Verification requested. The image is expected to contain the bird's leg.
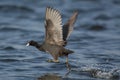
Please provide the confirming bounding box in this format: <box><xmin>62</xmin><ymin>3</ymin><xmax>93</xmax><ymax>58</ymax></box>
<box><xmin>66</xmin><ymin>55</ymin><xmax>71</xmax><ymax>71</ymax></box>
<box><xmin>47</xmin><ymin>53</ymin><xmax>59</xmax><ymax>63</ymax></box>
<box><xmin>66</xmin><ymin>56</ymin><xmax>68</xmax><ymax>64</ymax></box>
<box><xmin>47</xmin><ymin>54</ymin><xmax>59</xmax><ymax>63</ymax></box>
<box><xmin>47</xmin><ymin>59</ymin><xmax>53</xmax><ymax>62</ymax></box>
<box><xmin>64</xmin><ymin>56</ymin><xmax>71</xmax><ymax>77</ymax></box>
<box><xmin>53</xmin><ymin>59</ymin><xmax>59</xmax><ymax>63</ymax></box>
<box><xmin>47</xmin><ymin>59</ymin><xmax>59</xmax><ymax>63</ymax></box>
<box><xmin>53</xmin><ymin>55</ymin><xmax>59</xmax><ymax>63</ymax></box>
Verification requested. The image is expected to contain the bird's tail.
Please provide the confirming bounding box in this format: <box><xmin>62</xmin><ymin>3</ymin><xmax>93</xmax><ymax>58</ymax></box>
<box><xmin>63</xmin><ymin>49</ymin><xmax>74</xmax><ymax>56</ymax></box>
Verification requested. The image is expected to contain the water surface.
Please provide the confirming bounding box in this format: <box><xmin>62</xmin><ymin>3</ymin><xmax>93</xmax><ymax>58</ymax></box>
<box><xmin>0</xmin><ymin>0</ymin><xmax>120</xmax><ymax>80</ymax></box>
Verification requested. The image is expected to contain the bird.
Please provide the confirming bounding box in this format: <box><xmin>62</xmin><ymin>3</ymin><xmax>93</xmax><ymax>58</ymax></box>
<box><xmin>26</xmin><ymin>7</ymin><xmax>78</xmax><ymax>64</ymax></box>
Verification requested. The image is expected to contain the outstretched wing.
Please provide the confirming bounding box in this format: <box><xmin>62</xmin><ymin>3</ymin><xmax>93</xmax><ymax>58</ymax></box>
<box><xmin>45</xmin><ymin>7</ymin><xmax>64</xmax><ymax>46</ymax></box>
<box><xmin>63</xmin><ymin>11</ymin><xmax>78</xmax><ymax>41</ymax></box>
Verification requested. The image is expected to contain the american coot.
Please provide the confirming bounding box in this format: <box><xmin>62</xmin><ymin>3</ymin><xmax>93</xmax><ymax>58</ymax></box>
<box><xmin>26</xmin><ymin>7</ymin><xmax>78</xmax><ymax>63</ymax></box>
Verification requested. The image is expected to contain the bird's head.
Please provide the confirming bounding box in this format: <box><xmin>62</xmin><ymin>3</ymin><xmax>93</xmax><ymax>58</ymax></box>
<box><xmin>26</xmin><ymin>40</ymin><xmax>38</xmax><ymax>46</ymax></box>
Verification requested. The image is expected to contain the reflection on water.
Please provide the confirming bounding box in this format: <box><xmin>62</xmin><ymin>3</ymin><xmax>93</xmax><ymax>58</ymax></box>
<box><xmin>0</xmin><ymin>0</ymin><xmax>120</xmax><ymax>80</ymax></box>
<box><xmin>38</xmin><ymin>74</ymin><xmax>62</xmax><ymax>80</ymax></box>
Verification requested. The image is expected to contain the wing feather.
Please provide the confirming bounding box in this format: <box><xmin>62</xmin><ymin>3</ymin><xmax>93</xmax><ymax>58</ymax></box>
<box><xmin>45</xmin><ymin>7</ymin><xmax>64</xmax><ymax>46</ymax></box>
<box><xmin>63</xmin><ymin>11</ymin><xmax>78</xmax><ymax>41</ymax></box>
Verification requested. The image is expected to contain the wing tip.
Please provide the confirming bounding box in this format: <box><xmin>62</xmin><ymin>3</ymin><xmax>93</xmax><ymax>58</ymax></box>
<box><xmin>46</xmin><ymin>6</ymin><xmax>62</xmax><ymax>26</ymax></box>
<box><xmin>46</xmin><ymin>6</ymin><xmax>60</xmax><ymax>14</ymax></box>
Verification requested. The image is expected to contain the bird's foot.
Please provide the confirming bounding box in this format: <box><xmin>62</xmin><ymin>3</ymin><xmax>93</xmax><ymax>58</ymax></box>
<box><xmin>47</xmin><ymin>59</ymin><xmax>59</xmax><ymax>63</ymax></box>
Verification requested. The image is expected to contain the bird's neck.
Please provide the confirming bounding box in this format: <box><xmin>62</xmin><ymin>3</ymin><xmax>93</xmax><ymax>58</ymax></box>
<box><xmin>35</xmin><ymin>44</ymin><xmax>44</xmax><ymax>52</ymax></box>
<box><xmin>34</xmin><ymin>43</ymin><xmax>41</xmax><ymax>48</ymax></box>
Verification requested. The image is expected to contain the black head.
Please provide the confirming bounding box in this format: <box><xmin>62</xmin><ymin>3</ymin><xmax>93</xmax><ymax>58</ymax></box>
<box><xmin>26</xmin><ymin>40</ymin><xmax>38</xmax><ymax>46</ymax></box>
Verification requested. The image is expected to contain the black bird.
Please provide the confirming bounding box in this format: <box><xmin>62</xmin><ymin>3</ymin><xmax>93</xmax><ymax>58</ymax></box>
<box><xmin>26</xmin><ymin>7</ymin><xmax>78</xmax><ymax>63</ymax></box>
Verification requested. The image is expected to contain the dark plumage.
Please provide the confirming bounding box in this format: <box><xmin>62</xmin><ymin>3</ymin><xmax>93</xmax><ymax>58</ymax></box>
<box><xmin>26</xmin><ymin>7</ymin><xmax>78</xmax><ymax>63</ymax></box>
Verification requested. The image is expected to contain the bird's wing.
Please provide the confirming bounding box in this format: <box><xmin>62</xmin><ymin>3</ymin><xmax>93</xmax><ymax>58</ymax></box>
<box><xmin>45</xmin><ymin>7</ymin><xmax>64</xmax><ymax>46</ymax></box>
<box><xmin>63</xmin><ymin>11</ymin><xmax>78</xmax><ymax>41</ymax></box>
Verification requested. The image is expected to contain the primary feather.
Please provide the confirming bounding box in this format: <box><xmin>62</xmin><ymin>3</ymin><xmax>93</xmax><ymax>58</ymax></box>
<box><xmin>45</xmin><ymin>7</ymin><xmax>64</xmax><ymax>46</ymax></box>
<box><xmin>63</xmin><ymin>11</ymin><xmax>78</xmax><ymax>41</ymax></box>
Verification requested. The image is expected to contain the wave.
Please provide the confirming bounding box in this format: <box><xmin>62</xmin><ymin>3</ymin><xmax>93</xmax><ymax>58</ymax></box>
<box><xmin>2</xmin><ymin>46</ymin><xmax>15</xmax><ymax>50</ymax></box>
<box><xmin>0</xmin><ymin>58</ymin><xmax>19</xmax><ymax>62</ymax></box>
<box><xmin>0</xmin><ymin>26</ymin><xmax>29</xmax><ymax>32</ymax></box>
<box><xmin>0</xmin><ymin>4</ymin><xmax>34</xmax><ymax>13</ymax></box>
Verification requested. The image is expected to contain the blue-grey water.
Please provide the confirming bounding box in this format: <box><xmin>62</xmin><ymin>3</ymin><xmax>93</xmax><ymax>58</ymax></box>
<box><xmin>0</xmin><ymin>0</ymin><xmax>120</xmax><ymax>80</ymax></box>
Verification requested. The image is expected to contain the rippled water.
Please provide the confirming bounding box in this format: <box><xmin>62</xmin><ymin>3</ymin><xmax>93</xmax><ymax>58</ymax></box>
<box><xmin>0</xmin><ymin>0</ymin><xmax>120</xmax><ymax>80</ymax></box>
